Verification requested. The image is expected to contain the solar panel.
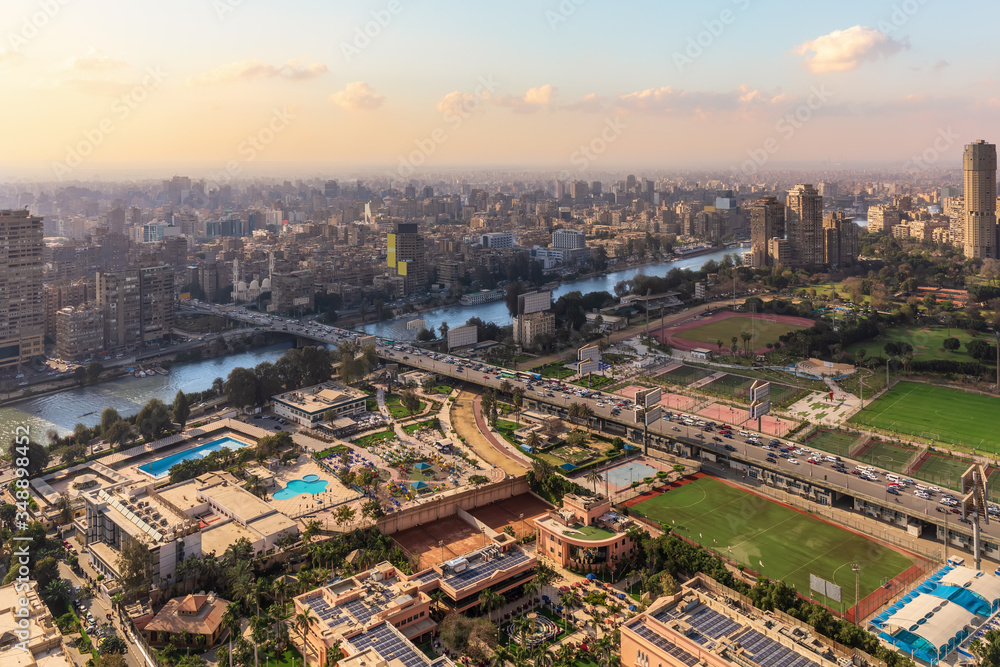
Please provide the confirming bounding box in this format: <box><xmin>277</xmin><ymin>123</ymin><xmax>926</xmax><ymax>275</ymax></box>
<box><xmin>348</xmin><ymin>622</ymin><xmax>428</xmax><ymax>667</ymax></box>
<box><xmin>631</xmin><ymin>619</ymin><xmax>699</xmax><ymax>667</ymax></box>
<box><xmin>733</xmin><ymin>629</ymin><xmax>820</xmax><ymax>667</ymax></box>
<box><xmin>686</xmin><ymin>607</ymin><xmax>742</xmax><ymax>639</ymax></box>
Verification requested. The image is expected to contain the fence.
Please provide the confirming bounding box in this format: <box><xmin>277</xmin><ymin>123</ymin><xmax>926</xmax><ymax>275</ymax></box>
<box><xmin>845</xmin><ymin>558</ymin><xmax>939</xmax><ymax>624</ymax></box>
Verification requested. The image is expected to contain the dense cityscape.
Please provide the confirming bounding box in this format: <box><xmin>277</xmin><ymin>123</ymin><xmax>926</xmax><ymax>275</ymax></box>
<box><xmin>5</xmin><ymin>4</ymin><xmax>1000</xmax><ymax>667</ymax></box>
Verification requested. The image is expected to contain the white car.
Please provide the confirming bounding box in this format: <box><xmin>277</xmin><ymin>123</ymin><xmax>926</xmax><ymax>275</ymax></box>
<box><xmin>788</xmin><ymin>459</ymin><xmax>799</xmax><ymax>465</ymax></box>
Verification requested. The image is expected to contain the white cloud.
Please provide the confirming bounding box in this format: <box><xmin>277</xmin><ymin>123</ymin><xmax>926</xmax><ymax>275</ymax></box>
<box><xmin>330</xmin><ymin>82</ymin><xmax>385</xmax><ymax>112</ymax></box>
<box><xmin>793</xmin><ymin>26</ymin><xmax>908</xmax><ymax>73</ymax></box>
<box><xmin>189</xmin><ymin>57</ymin><xmax>327</xmax><ymax>86</ymax></box>
<box><xmin>573</xmin><ymin>84</ymin><xmax>790</xmax><ymax>116</ymax></box>
<box><xmin>495</xmin><ymin>84</ymin><xmax>556</xmax><ymax>113</ymax></box>
<box><xmin>0</xmin><ymin>49</ymin><xmax>25</xmax><ymax>69</ymax></box>
<box><xmin>436</xmin><ymin>91</ymin><xmax>488</xmax><ymax>117</ymax></box>
<box><xmin>59</xmin><ymin>48</ymin><xmax>128</xmax><ymax>72</ymax></box>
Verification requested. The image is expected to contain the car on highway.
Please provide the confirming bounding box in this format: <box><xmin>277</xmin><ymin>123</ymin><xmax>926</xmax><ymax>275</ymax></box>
<box><xmin>788</xmin><ymin>459</ymin><xmax>799</xmax><ymax>465</ymax></box>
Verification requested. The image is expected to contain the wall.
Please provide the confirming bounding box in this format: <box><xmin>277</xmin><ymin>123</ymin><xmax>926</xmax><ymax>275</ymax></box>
<box><xmin>376</xmin><ymin>475</ymin><xmax>531</xmax><ymax>535</ymax></box>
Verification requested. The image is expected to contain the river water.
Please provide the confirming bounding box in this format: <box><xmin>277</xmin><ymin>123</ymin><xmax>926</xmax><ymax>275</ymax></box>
<box><xmin>0</xmin><ymin>342</ymin><xmax>294</xmax><ymax>443</ymax></box>
<box><xmin>361</xmin><ymin>247</ymin><xmax>738</xmax><ymax>339</ymax></box>
<box><xmin>0</xmin><ymin>246</ymin><xmax>739</xmax><ymax>443</ymax></box>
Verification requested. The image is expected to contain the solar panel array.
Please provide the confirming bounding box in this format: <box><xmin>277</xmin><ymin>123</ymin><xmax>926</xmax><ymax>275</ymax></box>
<box><xmin>349</xmin><ymin>622</ymin><xmax>427</xmax><ymax>667</ymax></box>
<box><xmin>630</xmin><ymin>619</ymin><xmax>700</xmax><ymax>667</ymax></box>
<box><xmin>443</xmin><ymin>548</ymin><xmax>530</xmax><ymax>588</ymax></box>
<box><xmin>345</xmin><ymin>598</ymin><xmax>377</xmax><ymax>625</ymax></box>
<box><xmin>733</xmin><ymin>629</ymin><xmax>820</xmax><ymax>667</ymax></box>
<box><xmin>685</xmin><ymin>607</ymin><xmax>743</xmax><ymax>639</ymax></box>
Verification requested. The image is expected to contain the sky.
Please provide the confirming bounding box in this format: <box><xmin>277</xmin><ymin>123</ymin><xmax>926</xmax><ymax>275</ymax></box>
<box><xmin>1</xmin><ymin>0</ymin><xmax>998</xmax><ymax>179</ymax></box>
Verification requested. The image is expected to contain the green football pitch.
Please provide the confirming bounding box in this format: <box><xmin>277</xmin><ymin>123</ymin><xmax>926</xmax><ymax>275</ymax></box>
<box><xmin>675</xmin><ymin>315</ymin><xmax>807</xmax><ymax>349</ymax></box>
<box><xmin>849</xmin><ymin>381</ymin><xmax>1000</xmax><ymax>452</ymax></box>
<box><xmin>630</xmin><ymin>477</ymin><xmax>916</xmax><ymax>607</ymax></box>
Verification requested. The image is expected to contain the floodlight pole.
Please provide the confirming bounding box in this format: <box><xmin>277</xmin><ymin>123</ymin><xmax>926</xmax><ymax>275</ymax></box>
<box><xmin>850</xmin><ymin>563</ymin><xmax>861</xmax><ymax>621</ymax></box>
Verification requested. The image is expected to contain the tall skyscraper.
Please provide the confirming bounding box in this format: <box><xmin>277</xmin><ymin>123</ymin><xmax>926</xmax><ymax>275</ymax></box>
<box><xmin>785</xmin><ymin>184</ymin><xmax>823</xmax><ymax>267</ymax></box>
<box><xmin>387</xmin><ymin>222</ymin><xmax>426</xmax><ymax>295</ymax></box>
<box><xmin>748</xmin><ymin>196</ymin><xmax>785</xmax><ymax>268</ymax></box>
<box><xmin>963</xmin><ymin>140</ymin><xmax>997</xmax><ymax>259</ymax></box>
<box><xmin>0</xmin><ymin>210</ymin><xmax>44</xmax><ymax>367</ymax></box>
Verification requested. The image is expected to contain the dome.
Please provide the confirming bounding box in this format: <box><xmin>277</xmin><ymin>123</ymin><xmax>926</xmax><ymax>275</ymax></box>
<box><xmin>237</xmin><ymin>280</ymin><xmax>248</xmax><ymax>291</ymax></box>
<box><xmin>249</xmin><ymin>279</ymin><xmax>260</xmax><ymax>290</ymax></box>
<box><xmin>261</xmin><ymin>278</ymin><xmax>271</xmax><ymax>289</ymax></box>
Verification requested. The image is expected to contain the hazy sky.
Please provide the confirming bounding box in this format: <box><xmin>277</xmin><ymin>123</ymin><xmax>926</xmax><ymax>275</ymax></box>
<box><xmin>2</xmin><ymin>0</ymin><xmax>998</xmax><ymax>178</ymax></box>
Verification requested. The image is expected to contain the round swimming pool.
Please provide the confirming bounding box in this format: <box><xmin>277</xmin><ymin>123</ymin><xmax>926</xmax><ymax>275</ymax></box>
<box><xmin>303</xmin><ymin>474</ymin><xmax>320</xmax><ymax>482</ymax></box>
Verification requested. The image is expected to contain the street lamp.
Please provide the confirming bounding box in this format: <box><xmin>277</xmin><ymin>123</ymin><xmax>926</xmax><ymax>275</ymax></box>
<box><xmin>850</xmin><ymin>563</ymin><xmax>862</xmax><ymax>620</ymax></box>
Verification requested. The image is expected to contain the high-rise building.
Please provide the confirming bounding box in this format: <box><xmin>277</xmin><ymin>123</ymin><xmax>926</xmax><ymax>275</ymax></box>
<box><xmin>748</xmin><ymin>196</ymin><xmax>785</xmax><ymax>268</ymax></box>
<box><xmin>963</xmin><ymin>140</ymin><xmax>997</xmax><ymax>259</ymax></box>
<box><xmin>867</xmin><ymin>204</ymin><xmax>901</xmax><ymax>234</ymax></box>
<box><xmin>785</xmin><ymin>184</ymin><xmax>823</xmax><ymax>266</ymax></box>
<box><xmin>0</xmin><ymin>210</ymin><xmax>44</xmax><ymax>367</ymax></box>
<box><xmin>139</xmin><ymin>264</ymin><xmax>175</xmax><ymax>344</ymax></box>
<box><xmin>386</xmin><ymin>222</ymin><xmax>426</xmax><ymax>294</ymax></box>
<box><xmin>552</xmin><ymin>229</ymin><xmax>586</xmax><ymax>250</ymax></box>
<box><xmin>55</xmin><ymin>305</ymin><xmax>105</xmax><ymax>361</ymax></box>
<box><xmin>97</xmin><ymin>270</ymin><xmax>141</xmax><ymax>352</ymax></box>
<box><xmin>822</xmin><ymin>212</ymin><xmax>859</xmax><ymax>267</ymax></box>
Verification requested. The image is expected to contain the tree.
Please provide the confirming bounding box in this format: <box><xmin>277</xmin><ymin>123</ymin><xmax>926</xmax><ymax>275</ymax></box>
<box><xmin>105</xmin><ymin>421</ymin><xmax>133</xmax><ymax>450</ymax></box>
<box><xmin>136</xmin><ymin>398</ymin><xmax>172</xmax><ymax>441</ymax></box>
<box><xmin>400</xmin><ymin>388</ymin><xmax>421</xmax><ymax>416</ymax></box>
<box><xmin>477</xmin><ymin>589</ymin><xmax>505</xmax><ymax>623</ymax></box>
<box><xmin>335</xmin><ymin>505</ymin><xmax>356</xmax><ymax>528</ymax></box>
<box><xmin>73</xmin><ymin>366</ymin><xmax>88</xmax><ymax>386</ymax></box>
<box><xmin>361</xmin><ymin>499</ymin><xmax>385</xmax><ymax>521</ymax></box>
<box><xmin>55</xmin><ymin>493</ymin><xmax>74</xmax><ymax>525</ymax></box>
<box><xmin>100</xmin><ymin>408</ymin><xmax>121</xmax><ymax>434</ymax></box>
<box><xmin>244</xmin><ymin>474</ymin><xmax>267</xmax><ymax>498</ymax></box>
<box><xmin>99</xmin><ymin>635</ymin><xmax>128</xmax><ymax>655</ymax></box>
<box><xmin>943</xmin><ymin>337</ymin><xmax>961</xmax><ymax>351</ymax></box>
<box><xmin>117</xmin><ymin>537</ymin><xmax>154</xmax><ymax>597</ymax></box>
<box><xmin>731</xmin><ymin>335</ymin><xmax>739</xmax><ymax>358</ymax></box>
<box><xmin>86</xmin><ymin>361</ymin><xmax>104</xmax><ymax>384</ymax></box>
<box><xmin>586</xmin><ymin>469</ymin><xmax>602</xmax><ymax>493</ymax></box>
<box><xmin>172</xmin><ymin>391</ymin><xmax>191</xmax><ymax>430</ymax></box>
<box><xmin>416</xmin><ymin>327</ymin><xmax>435</xmax><ymax>342</ymax></box>
<box><xmin>224</xmin><ymin>367</ymin><xmax>259</xmax><ymax>410</ymax></box>
<box><xmin>7</xmin><ymin>438</ymin><xmax>49</xmax><ymax>477</ymax></box>
<box><xmin>42</xmin><ymin>579</ymin><xmax>72</xmax><ymax>607</ymax></box>
<box><xmin>525</xmin><ymin>431</ymin><xmax>541</xmax><ymax>451</ymax></box>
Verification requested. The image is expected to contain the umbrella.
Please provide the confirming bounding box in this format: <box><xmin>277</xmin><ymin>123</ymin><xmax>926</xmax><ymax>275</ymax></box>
<box><xmin>629</xmin><ymin>605</ymin><xmax>638</xmax><ymax>612</ymax></box>
<box><xmin>415</xmin><ymin>462</ymin><xmax>432</xmax><ymax>470</ymax></box>
<box><xmin>586</xmin><ymin>573</ymin><xmax>596</xmax><ymax>581</ymax></box>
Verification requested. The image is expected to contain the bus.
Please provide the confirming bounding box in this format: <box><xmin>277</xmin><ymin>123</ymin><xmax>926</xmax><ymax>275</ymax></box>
<box><xmin>500</xmin><ymin>371</ymin><xmax>516</xmax><ymax>379</ymax></box>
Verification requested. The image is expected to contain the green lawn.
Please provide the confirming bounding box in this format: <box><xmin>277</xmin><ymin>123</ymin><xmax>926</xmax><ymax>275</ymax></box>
<box><xmin>531</xmin><ymin>363</ymin><xmax>576</xmax><ymax>379</ymax></box>
<box><xmin>675</xmin><ymin>315</ymin><xmax>808</xmax><ymax>350</ymax></box>
<box><xmin>845</xmin><ymin>325</ymin><xmax>980</xmax><ymax>364</ymax></box>
<box><xmin>386</xmin><ymin>393</ymin><xmax>426</xmax><ymax>419</ymax></box>
<box><xmin>850</xmin><ymin>381</ymin><xmax>1000</xmax><ymax>451</ymax></box>
<box><xmin>630</xmin><ymin>477</ymin><xmax>915</xmax><ymax>606</ymax></box>
<box><xmin>353</xmin><ymin>430</ymin><xmax>396</xmax><ymax>448</ymax></box>
<box><xmin>562</xmin><ymin>524</ymin><xmax>617</xmax><ymax>541</ymax></box>
<box><xmin>804</xmin><ymin>429</ymin><xmax>858</xmax><ymax>457</ymax></box>
<box><xmin>403</xmin><ymin>418</ymin><xmax>442</xmax><ymax>435</ymax></box>
<box><xmin>573</xmin><ymin>374</ymin><xmax>616</xmax><ymax>389</ymax></box>
<box><xmin>856</xmin><ymin>440</ymin><xmax>917</xmax><ymax>475</ymax></box>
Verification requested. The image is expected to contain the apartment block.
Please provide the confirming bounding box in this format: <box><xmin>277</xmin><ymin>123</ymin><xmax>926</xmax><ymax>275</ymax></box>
<box><xmin>0</xmin><ymin>210</ymin><xmax>44</xmax><ymax>367</ymax></box>
<box><xmin>55</xmin><ymin>305</ymin><xmax>105</xmax><ymax>361</ymax></box>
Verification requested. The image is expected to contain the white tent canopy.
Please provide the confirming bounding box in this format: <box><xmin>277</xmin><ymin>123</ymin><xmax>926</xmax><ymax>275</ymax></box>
<box><xmin>882</xmin><ymin>595</ymin><xmax>978</xmax><ymax>652</ymax></box>
<box><xmin>939</xmin><ymin>567</ymin><xmax>1000</xmax><ymax>606</ymax></box>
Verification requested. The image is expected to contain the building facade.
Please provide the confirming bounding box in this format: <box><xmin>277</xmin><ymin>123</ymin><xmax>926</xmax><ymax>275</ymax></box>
<box><xmin>748</xmin><ymin>196</ymin><xmax>785</xmax><ymax>268</ymax></box>
<box><xmin>533</xmin><ymin>494</ymin><xmax>636</xmax><ymax>569</ymax></box>
<box><xmin>0</xmin><ymin>210</ymin><xmax>44</xmax><ymax>367</ymax></box>
<box><xmin>963</xmin><ymin>140</ymin><xmax>998</xmax><ymax>259</ymax></box>
<box><xmin>55</xmin><ymin>305</ymin><xmax>105</xmax><ymax>361</ymax></box>
<box><xmin>867</xmin><ymin>204</ymin><xmax>901</xmax><ymax>234</ymax></box>
<box><xmin>785</xmin><ymin>184</ymin><xmax>823</xmax><ymax>267</ymax></box>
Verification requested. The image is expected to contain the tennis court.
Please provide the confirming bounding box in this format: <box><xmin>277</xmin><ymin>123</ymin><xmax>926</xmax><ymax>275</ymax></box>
<box><xmin>704</xmin><ymin>374</ymin><xmax>754</xmax><ymax>398</ymax></box>
<box><xmin>804</xmin><ymin>429</ymin><xmax>858</xmax><ymax>458</ymax></box>
<box><xmin>850</xmin><ymin>381</ymin><xmax>1000</xmax><ymax>452</ymax></box>
<box><xmin>629</xmin><ymin>476</ymin><xmax>917</xmax><ymax>607</ymax></box>
<box><xmin>855</xmin><ymin>440</ymin><xmax>916</xmax><ymax>475</ymax></box>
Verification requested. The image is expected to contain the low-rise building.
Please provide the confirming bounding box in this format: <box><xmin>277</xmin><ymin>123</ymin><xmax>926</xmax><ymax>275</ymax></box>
<box><xmin>143</xmin><ymin>593</ymin><xmax>229</xmax><ymax>649</ymax></box>
<box><xmin>0</xmin><ymin>582</ymin><xmax>72</xmax><ymax>667</ymax></box>
<box><xmin>533</xmin><ymin>494</ymin><xmax>636</xmax><ymax>570</ymax></box>
<box><xmin>272</xmin><ymin>382</ymin><xmax>367</xmax><ymax>426</ymax></box>
<box><xmin>513</xmin><ymin>311</ymin><xmax>555</xmax><ymax>348</ymax></box>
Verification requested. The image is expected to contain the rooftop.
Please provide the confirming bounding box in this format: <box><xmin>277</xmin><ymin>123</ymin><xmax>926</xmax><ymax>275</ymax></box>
<box><xmin>272</xmin><ymin>382</ymin><xmax>367</xmax><ymax>414</ymax></box>
<box><xmin>145</xmin><ymin>594</ymin><xmax>229</xmax><ymax>636</ymax></box>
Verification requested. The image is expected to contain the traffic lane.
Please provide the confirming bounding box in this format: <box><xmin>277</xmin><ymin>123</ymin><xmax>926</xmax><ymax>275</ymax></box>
<box><xmin>58</xmin><ymin>561</ymin><xmax>142</xmax><ymax>667</ymax></box>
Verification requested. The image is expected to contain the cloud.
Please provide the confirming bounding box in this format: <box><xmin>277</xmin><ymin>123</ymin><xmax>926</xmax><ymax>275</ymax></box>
<box><xmin>59</xmin><ymin>48</ymin><xmax>128</xmax><ymax>72</ymax></box>
<box><xmin>495</xmin><ymin>84</ymin><xmax>556</xmax><ymax>113</ymax></box>
<box><xmin>0</xmin><ymin>49</ymin><xmax>25</xmax><ymax>69</ymax></box>
<box><xmin>793</xmin><ymin>26</ymin><xmax>908</xmax><ymax>73</ymax></box>
<box><xmin>189</xmin><ymin>57</ymin><xmax>327</xmax><ymax>86</ymax></box>
<box><xmin>567</xmin><ymin>84</ymin><xmax>791</xmax><ymax>116</ymax></box>
<box><xmin>436</xmin><ymin>91</ymin><xmax>489</xmax><ymax>117</ymax></box>
<box><xmin>330</xmin><ymin>82</ymin><xmax>385</xmax><ymax>111</ymax></box>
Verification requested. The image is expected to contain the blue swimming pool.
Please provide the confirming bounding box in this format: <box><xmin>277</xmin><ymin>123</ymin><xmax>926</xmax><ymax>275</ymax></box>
<box><xmin>273</xmin><ymin>477</ymin><xmax>329</xmax><ymax>500</ymax></box>
<box><xmin>138</xmin><ymin>437</ymin><xmax>250</xmax><ymax>478</ymax></box>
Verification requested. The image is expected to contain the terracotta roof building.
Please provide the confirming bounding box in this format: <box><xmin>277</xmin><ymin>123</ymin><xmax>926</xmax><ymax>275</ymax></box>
<box><xmin>144</xmin><ymin>593</ymin><xmax>229</xmax><ymax>648</ymax></box>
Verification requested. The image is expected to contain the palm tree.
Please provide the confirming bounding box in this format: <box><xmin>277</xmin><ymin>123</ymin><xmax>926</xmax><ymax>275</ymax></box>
<box><xmin>586</xmin><ymin>469</ymin><xmax>602</xmax><ymax>494</ymax></box>
<box><xmin>55</xmin><ymin>493</ymin><xmax>74</xmax><ymax>526</ymax></box>
<box><xmin>525</xmin><ymin>431</ymin><xmax>541</xmax><ymax>451</ymax></box>
<box><xmin>294</xmin><ymin>610</ymin><xmax>317</xmax><ymax>642</ymax></box>
<box><xmin>244</xmin><ymin>474</ymin><xmax>267</xmax><ymax>498</ymax></box>
<box><xmin>499</xmin><ymin>379</ymin><xmax>513</xmax><ymax>398</ymax></box>
<box><xmin>579</xmin><ymin>404</ymin><xmax>595</xmax><ymax>430</ymax></box>
<box><xmin>478</xmin><ymin>589</ymin><xmax>504</xmax><ymax>625</ymax></box>
<box><xmin>512</xmin><ymin>388</ymin><xmax>524</xmax><ymax>426</ymax></box>
<box><xmin>302</xmin><ymin>519</ymin><xmax>322</xmax><ymax>542</ymax></box>
<box><xmin>523</xmin><ymin>577</ymin><xmax>542</xmax><ymax>610</ymax></box>
<box><xmin>42</xmin><ymin>579</ymin><xmax>71</xmax><ymax>607</ymax></box>
<box><xmin>741</xmin><ymin>330</ymin><xmax>752</xmax><ymax>356</ymax></box>
<box><xmin>731</xmin><ymin>335</ymin><xmax>739</xmax><ymax>358</ymax></box>
<box><xmin>222</xmin><ymin>602</ymin><xmax>242</xmax><ymax>667</ymax></box>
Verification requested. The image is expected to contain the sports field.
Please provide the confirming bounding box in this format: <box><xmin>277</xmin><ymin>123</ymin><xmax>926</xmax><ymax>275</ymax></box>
<box><xmin>675</xmin><ymin>315</ymin><xmax>807</xmax><ymax>351</ymax></box>
<box><xmin>855</xmin><ymin>440</ymin><xmax>916</xmax><ymax>475</ymax></box>
<box><xmin>914</xmin><ymin>455</ymin><xmax>969</xmax><ymax>491</ymax></box>
<box><xmin>661</xmin><ymin>365</ymin><xmax>712</xmax><ymax>386</ymax></box>
<box><xmin>850</xmin><ymin>381</ymin><xmax>1000</xmax><ymax>451</ymax></box>
<box><xmin>804</xmin><ymin>429</ymin><xmax>858</xmax><ymax>457</ymax></box>
<box><xmin>630</xmin><ymin>477</ymin><xmax>916</xmax><ymax>606</ymax></box>
<box><xmin>845</xmin><ymin>325</ymin><xmax>977</xmax><ymax>364</ymax></box>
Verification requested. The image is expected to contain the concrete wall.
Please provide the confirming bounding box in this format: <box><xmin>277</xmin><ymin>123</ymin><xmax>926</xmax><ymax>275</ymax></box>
<box><xmin>376</xmin><ymin>475</ymin><xmax>531</xmax><ymax>535</ymax></box>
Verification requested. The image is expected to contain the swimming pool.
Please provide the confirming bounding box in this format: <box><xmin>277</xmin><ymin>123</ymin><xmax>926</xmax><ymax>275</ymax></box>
<box><xmin>138</xmin><ymin>436</ymin><xmax>250</xmax><ymax>478</ymax></box>
<box><xmin>603</xmin><ymin>462</ymin><xmax>657</xmax><ymax>488</ymax></box>
<box><xmin>273</xmin><ymin>476</ymin><xmax>329</xmax><ymax>500</ymax></box>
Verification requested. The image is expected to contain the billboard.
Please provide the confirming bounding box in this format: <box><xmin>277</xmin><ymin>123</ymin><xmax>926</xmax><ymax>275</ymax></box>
<box><xmin>406</xmin><ymin>319</ymin><xmax>425</xmax><ymax>331</ymax></box>
<box><xmin>387</xmin><ymin>250</ymin><xmax>396</xmax><ymax>268</ymax></box>
<box><xmin>577</xmin><ymin>359</ymin><xmax>599</xmax><ymax>374</ymax></box>
<box><xmin>397</xmin><ymin>260</ymin><xmax>408</xmax><ymax>276</ymax></box>
<box><xmin>635</xmin><ymin>387</ymin><xmax>663</xmax><ymax>410</ymax></box>
<box><xmin>578</xmin><ymin>344</ymin><xmax>601</xmax><ymax>363</ymax></box>
<box><xmin>750</xmin><ymin>381</ymin><xmax>770</xmax><ymax>403</ymax></box>
<box><xmin>750</xmin><ymin>400</ymin><xmax>771</xmax><ymax>420</ymax></box>
<box><xmin>448</xmin><ymin>325</ymin><xmax>478</xmax><ymax>350</ymax></box>
<box><xmin>293</xmin><ymin>297</ymin><xmax>310</xmax><ymax>307</ymax></box>
<box><xmin>387</xmin><ymin>233</ymin><xmax>396</xmax><ymax>268</ymax></box>
<box><xmin>519</xmin><ymin>290</ymin><xmax>552</xmax><ymax>315</ymax></box>
<box><xmin>178</xmin><ymin>292</ymin><xmax>192</xmax><ymax>301</ymax></box>
<box><xmin>645</xmin><ymin>406</ymin><xmax>663</xmax><ymax>426</ymax></box>
<box><xmin>810</xmin><ymin>574</ymin><xmax>842</xmax><ymax>602</ymax></box>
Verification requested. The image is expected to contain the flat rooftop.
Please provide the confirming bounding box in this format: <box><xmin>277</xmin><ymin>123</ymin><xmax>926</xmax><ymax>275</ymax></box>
<box><xmin>272</xmin><ymin>382</ymin><xmax>366</xmax><ymax>415</ymax></box>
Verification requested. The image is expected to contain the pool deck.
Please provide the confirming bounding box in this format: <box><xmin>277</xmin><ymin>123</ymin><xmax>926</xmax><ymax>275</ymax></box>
<box><xmin>136</xmin><ymin>435</ymin><xmax>255</xmax><ymax>479</ymax></box>
<box><xmin>266</xmin><ymin>458</ymin><xmax>359</xmax><ymax>518</ymax></box>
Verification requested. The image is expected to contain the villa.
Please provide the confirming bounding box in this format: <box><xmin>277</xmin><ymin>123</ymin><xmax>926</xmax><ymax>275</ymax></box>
<box><xmin>533</xmin><ymin>493</ymin><xmax>636</xmax><ymax>570</ymax></box>
<box><xmin>142</xmin><ymin>593</ymin><xmax>229</xmax><ymax>649</ymax></box>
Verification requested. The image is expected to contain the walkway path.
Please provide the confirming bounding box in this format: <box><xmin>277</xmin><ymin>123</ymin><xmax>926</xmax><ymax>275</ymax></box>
<box><xmin>450</xmin><ymin>389</ymin><xmax>528</xmax><ymax>476</ymax></box>
<box><xmin>472</xmin><ymin>394</ymin><xmax>534</xmax><ymax>469</ymax></box>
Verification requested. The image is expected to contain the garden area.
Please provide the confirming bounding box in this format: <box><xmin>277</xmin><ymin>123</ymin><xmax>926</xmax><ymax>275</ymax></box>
<box><xmin>531</xmin><ymin>362</ymin><xmax>576</xmax><ymax>380</ymax></box>
<box><xmin>573</xmin><ymin>374</ymin><xmax>616</xmax><ymax>390</ymax></box>
<box><xmin>386</xmin><ymin>393</ymin><xmax>426</xmax><ymax>419</ymax></box>
<box><xmin>403</xmin><ymin>417</ymin><xmax>443</xmax><ymax>436</ymax></box>
<box><xmin>352</xmin><ymin>429</ymin><xmax>397</xmax><ymax>448</ymax></box>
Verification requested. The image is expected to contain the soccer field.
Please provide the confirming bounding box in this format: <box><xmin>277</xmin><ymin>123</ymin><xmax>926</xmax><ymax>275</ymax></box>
<box><xmin>630</xmin><ymin>477</ymin><xmax>915</xmax><ymax>606</ymax></box>
<box><xmin>849</xmin><ymin>381</ymin><xmax>1000</xmax><ymax>452</ymax></box>
<box><xmin>675</xmin><ymin>315</ymin><xmax>806</xmax><ymax>349</ymax></box>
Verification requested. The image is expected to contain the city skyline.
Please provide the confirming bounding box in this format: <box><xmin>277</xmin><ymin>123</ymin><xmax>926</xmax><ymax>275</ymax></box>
<box><xmin>2</xmin><ymin>0</ymin><xmax>997</xmax><ymax>178</ymax></box>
